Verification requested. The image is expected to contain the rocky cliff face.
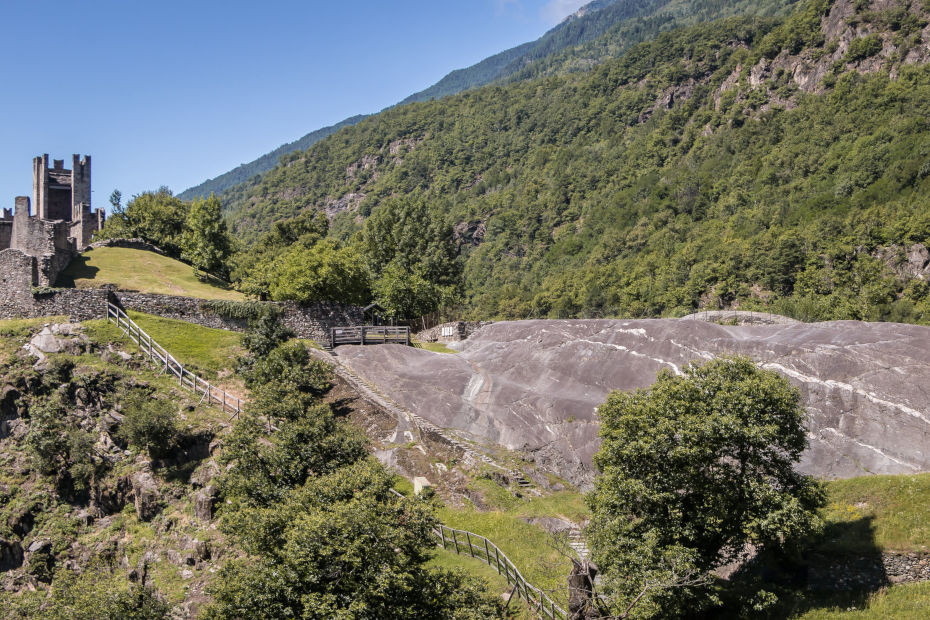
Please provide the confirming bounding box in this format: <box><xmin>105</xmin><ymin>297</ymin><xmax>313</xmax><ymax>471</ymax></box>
<box><xmin>337</xmin><ymin>318</ymin><xmax>930</xmax><ymax>486</ymax></box>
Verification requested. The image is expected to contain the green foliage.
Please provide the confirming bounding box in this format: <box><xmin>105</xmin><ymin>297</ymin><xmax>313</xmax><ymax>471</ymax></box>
<box><xmin>212</xmin><ymin>335</ymin><xmax>499</xmax><ymax>617</ymax></box>
<box><xmin>235</xmin><ymin>210</ymin><xmax>371</xmax><ymax>305</ymax></box>
<box><xmin>25</xmin><ymin>398</ymin><xmax>98</xmax><ymax>497</ymax></box>
<box><xmin>116</xmin><ymin>390</ymin><xmax>179</xmax><ymax>459</ymax></box>
<box><xmin>209</xmin><ymin>461</ymin><xmax>503</xmax><ymax>619</ymax></box>
<box><xmin>588</xmin><ymin>357</ymin><xmax>825</xmax><ymax>618</ymax></box>
<box><xmin>362</xmin><ymin>198</ymin><xmax>463</xmax><ymax>318</ymax></box>
<box><xmin>240</xmin><ymin>312</ymin><xmax>294</xmax><ymax>358</ymax></box>
<box><xmin>202</xmin><ymin>299</ymin><xmax>279</xmax><ymax>320</ymax></box>
<box><xmin>261</xmin><ymin>238</ymin><xmax>371</xmax><ymax>305</ymax></box>
<box><xmin>246</xmin><ymin>340</ymin><xmax>332</xmax><ymax>404</ymax></box>
<box><xmin>95</xmin><ymin>187</ymin><xmax>187</xmax><ymax>256</ymax></box>
<box><xmin>181</xmin><ymin>193</ymin><xmax>233</xmax><ymax>277</ymax></box>
<box><xmin>8</xmin><ymin>566</ymin><xmax>170</xmax><ymax>619</ymax></box>
<box><xmin>219</xmin><ymin>404</ymin><xmax>368</xmax><ymax>507</ymax></box>
<box><xmin>845</xmin><ymin>34</ymin><xmax>884</xmax><ymax>62</ymax></box>
<box><xmin>218</xmin><ymin>4</ymin><xmax>930</xmax><ymax>325</ymax></box>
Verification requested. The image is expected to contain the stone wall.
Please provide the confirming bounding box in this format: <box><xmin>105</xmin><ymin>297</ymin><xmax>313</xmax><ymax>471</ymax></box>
<box><xmin>89</xmin><ymin>238</ymin><xmax>166</xmax><ymax>255</ymax></box>
<box><xmin>10</xmin><ymin>197</ymin><xmax>76</xmax><ymax>286</ymax></box>
<box><xmin>416</xmin><ymin>320</ymin><xmax>493</xmax><ymax>343</ymax></box>
<box><xmin>0</xmin><ymin>221</ymin><xmax>11</xmax><ymax>251</ymax></box>
<box><xmin>808</xmin><ymin>551</ymin><xmax>930</xmax><ymax>590</ymax></box>
<box><xmin>116</xmin><ymin>293</ymin><xmax>363</xmax><ymax>340</ymax></box>
<box><xmin>0</xmin><ymin>250</ymin><xmax>37</xmax><ymax>318</ymax></box>
<box><xmin>0</xmin><ymin>284</ymin><xmax>363</xmax><ymax>341</ymax></box>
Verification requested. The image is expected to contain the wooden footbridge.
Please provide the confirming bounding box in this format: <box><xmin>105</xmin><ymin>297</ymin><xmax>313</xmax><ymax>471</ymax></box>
<box><xmin>329</xmin><ymin>325</ymin><xmax>410</xmax><ymax>349</ymax></box>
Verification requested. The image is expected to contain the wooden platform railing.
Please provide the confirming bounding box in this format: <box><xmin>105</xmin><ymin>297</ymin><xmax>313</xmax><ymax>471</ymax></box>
<box><xmin>106</xmin><ymin>300</ymin><xmax>242</xmax><ymax>418</ymax></box>
<box><xmin>330</xmin><ymin>325</ymin><xmax>411</xmax><ymax>348</ymax></box>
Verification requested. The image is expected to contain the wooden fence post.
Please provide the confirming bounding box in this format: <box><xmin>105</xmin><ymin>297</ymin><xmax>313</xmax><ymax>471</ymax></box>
<box><xmin>465</xmin><ymin>532</ymin><xmax>474</xmax><ymax>558</ymax></box>
<box><xmin>452</xmin><ymin>530</ymin><xmax>459</xmax><ymax>554</ymax></box>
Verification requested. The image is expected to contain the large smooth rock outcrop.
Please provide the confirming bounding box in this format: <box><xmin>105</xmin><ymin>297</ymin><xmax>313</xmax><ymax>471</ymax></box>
<box><xmin>336</xmin><ymin>319</ymin><xmax>930</xmax><ymax>484</ymax></box>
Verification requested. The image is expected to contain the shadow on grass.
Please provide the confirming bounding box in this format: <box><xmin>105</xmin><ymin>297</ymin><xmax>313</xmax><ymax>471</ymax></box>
<box><xmin>717</xmin><ymin>516</ymin><xmax>888</xmax><ymax>618</ymax></box>
<box><xmin>54</xmin><ymin>254</ymin><xmax>99</xmax><ymax>287</ymax></box>
<box><xmin>328</xmin><ymin>397</ymin><xmax>356</xmax><ymax>419</ymax></box>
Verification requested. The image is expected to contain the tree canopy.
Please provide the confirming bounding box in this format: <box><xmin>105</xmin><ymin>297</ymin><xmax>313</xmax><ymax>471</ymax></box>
<box><xmin>588</xmin><ymin>356</ymin><xmax>825</xmax><ymax>618</ymax></box>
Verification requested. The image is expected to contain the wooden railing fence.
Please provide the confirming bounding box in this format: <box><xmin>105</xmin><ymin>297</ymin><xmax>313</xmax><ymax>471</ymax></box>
<box><xmin>386</xmin><ymin>489</ymin><xmax>565</xmax><ymax>617</ymax></box>
<box><xmin>330</xmin><ymin>325</ymin><xmax>410</xmax><ymax>348</ymax></box>
<box><xmin>106</xmin><ymin>300</ymin><xmax>242</xmax><ymax>418</ymax></box>
<box><xmin>434</xmin><ymin>523</ymin><xmax>567</xmax><ymax>618</ymax></box>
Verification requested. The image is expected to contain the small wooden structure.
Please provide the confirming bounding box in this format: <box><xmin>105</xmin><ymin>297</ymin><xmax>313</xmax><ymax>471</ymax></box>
<box><xmin>330</xmin><ymin>325</ymin><xmax>411</xmax><ymax>348</ymax></box>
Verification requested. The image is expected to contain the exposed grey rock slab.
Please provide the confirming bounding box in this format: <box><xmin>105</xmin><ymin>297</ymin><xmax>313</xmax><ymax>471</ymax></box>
<box><xmin>336</xmin><ymin>319</ymin><xmax>930</xmax><ymax>484</ymax></box>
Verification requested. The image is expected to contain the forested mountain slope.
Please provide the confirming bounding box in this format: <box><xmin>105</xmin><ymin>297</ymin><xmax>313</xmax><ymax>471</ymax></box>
<box><xmin>183</xmin><ymin>0</ymin><xmax>798</xmax><ymax>200</ymax></box>
<box><xmin>177</xmin><ymin>115</ymin><xmax>367</xmax><ymax>201</ymax></box>
<box><xmin>226</xmin><ymin>0</ymin><xmax>930</xmax><ymax>324</ymax></box>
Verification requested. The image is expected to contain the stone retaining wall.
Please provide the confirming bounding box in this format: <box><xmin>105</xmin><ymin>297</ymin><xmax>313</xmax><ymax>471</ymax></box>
<box><xmin>117</xmin><ymin>293</ymin><xmax>363</xmax><ymax>340</ymax></box>
<box><xmin>0</xmin><ymin>285</ymin><xmax>363</xmax><ymax>341</ymax></box>
<box><xmin>808</xmin><ymin>551</ymin><xmax>930</xmax><ymax>590</ymax></box>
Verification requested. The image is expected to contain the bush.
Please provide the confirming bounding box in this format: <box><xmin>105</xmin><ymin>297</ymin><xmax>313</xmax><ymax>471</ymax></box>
<box><xmin>25</xmin><ymin>398</ymin><xmax>98</xmax><ymax>497</ymax></box>
<box><xmin>845</xmin><ymin>34</ymin><xmax>883</xmax><ymax>62</ymax></box>
<box><xmin>117</xmin><ymin>391</ymin><xmax>179</xmax><ymax>458</ymax></box>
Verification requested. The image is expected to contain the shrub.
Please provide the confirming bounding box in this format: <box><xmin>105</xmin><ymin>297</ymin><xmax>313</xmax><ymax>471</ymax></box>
<box><xmin>845</xmin><ymin>34</ymin><xmax>883</xmax><ymax>62</ymax></box>
<box><xmin>117</xmin><ymin>391</ymin><xmax>179</xmax><ymax>458</ymax></box>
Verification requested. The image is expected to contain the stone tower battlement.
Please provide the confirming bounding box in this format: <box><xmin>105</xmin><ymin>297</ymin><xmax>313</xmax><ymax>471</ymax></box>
<box><xmin>0</xmin><ymin>153</ymin><xmax>105</xmax><ymax>289</ymax></box>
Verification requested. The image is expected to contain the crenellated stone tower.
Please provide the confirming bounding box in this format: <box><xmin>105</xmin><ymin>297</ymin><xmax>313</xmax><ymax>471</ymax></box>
<box><xmin>0</xmin><ymin>153</ymin><xmax>105</xmax><ymax>288</ymax></box>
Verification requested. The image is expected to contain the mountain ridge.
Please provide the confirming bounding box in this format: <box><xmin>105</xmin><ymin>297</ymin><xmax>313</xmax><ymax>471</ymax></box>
<box><xmin>221</xmin><ymin>0</ymin><xmax>930</xmax><ymax>325</ymax></box>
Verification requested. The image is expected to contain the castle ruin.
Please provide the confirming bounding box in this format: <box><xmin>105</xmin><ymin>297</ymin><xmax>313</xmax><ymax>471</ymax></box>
<box><xmin>0</xmin><ymin>154</ymin><xmax>104</xmax><ymax>288</ymax></box>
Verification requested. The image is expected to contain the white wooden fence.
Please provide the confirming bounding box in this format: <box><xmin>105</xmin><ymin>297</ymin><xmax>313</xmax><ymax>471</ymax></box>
<box><xmin>106</xmin><ymin>300</ymin><xmax>242</xmax><ymax>418</ymax></box>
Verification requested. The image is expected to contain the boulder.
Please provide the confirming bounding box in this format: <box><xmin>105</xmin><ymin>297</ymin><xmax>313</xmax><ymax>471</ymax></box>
<box><xmin>193</xmin><ymin>485</ymin><xmax>216</xmax><ymax>521</ymax></box>
<box><xmin>131</xmin><ymin>472</ymin><xmax>162</xmax><ymax>521</ymax></box>
<box><xmin>93</xmin><ymin>474</ymin><xmax>132</xmax><ymax>516</ymax></box>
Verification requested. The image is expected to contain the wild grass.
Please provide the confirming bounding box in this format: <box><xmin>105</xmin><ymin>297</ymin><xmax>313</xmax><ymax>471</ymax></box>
<box><xmin>413</xmin><ymin>340</ymin><xmax>459</xmax><ymax>354</ymax></box>
<box><xmin>85</xmin><ymin>312</ymin><xmax>242</xmax><ymax>379</ymax></box>
<box><xmin>820</xmin><ymin>473</ymin><xmax>930</xmax><ymax>552</ymax></box>
<box><xmin>56</xmin><ymin>247</ymin><xmax>243</xmax><ymax>300</ymax></box>
<box><xmin>437</xmin><ymin>485</ymin><xmax>589</xmax><ymax>609</ymax></box>
<box><xmin>791</xmin><ymin>582</ymin><xmax>930</xmax><ymax>619</ymax></box>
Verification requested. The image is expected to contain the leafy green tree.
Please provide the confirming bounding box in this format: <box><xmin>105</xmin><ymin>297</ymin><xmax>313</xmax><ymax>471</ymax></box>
<box><xmin>95</xmin><ymin>187</ymin><xmax>187</xmax><ymax>256</ymax></box>
<box><xmin>262</xmin><ymin>239</ymin><xmax>371</xmax><ymax>305</ymax></box>
<box><xmin>240</xmin><ymin>312</ymin><xmax>294</xmax><ymax>359</ymax></box>
<box><xmin>15</xmin><ymin>567</ymin><xmax>169</xmax><ymax>620</ymax></box>
<box><xmin>588</xmin><ymin>357</ymin><xmax>825</xmax><ymax>618</ymax></box>
<box><xmin>208</xmin><ymin>460</ymin><xmax>503</xmax><ymax>619</ymax></box>
<box><xmin>181</xmin><ymin>193</ymin><xmax>233</xmax><ymax>277</ymax></box>
<box><xmin>108</xmin><ymin>189</ymin><xmax>122</xmax><ymax>213</ymax></box>
<box><xmin>362</xmin><ymin>198</ymin><xmax>462</xmax><ymax>319</ymax></box>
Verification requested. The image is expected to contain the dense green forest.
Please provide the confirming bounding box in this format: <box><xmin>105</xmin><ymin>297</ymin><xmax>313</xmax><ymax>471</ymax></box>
<box><xmin>183</xmin><ymin>0</ymin><xmax>799</xmax><ymax>200</ymax></box>
<box><xmin>216</xmin><ymin>0</ymin><xmax>930</xmax><ymax>324</ymax></box>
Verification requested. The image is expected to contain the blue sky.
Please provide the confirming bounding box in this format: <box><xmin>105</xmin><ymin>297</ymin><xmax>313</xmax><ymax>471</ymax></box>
<box><xmin>0</xmin><ymin>0</ymin><xmax>587</xmax><ymax>212</ymax></box>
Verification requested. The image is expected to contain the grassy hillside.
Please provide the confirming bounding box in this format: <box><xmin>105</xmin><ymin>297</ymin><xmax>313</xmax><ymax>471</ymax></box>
<box><xmin>85</xmin><ymin>311</ymin><xmax>244</xmax><ymax>381</ymax></box>
<box><xmin>56</xmin><ymin>247</ymin><xmax>244</xmax><ymax>301</ymax></box>
<box><xmin>433</xmin><ymin>470</ymin><xmax>930</xmax><ymax>616</ymax></box>
<box><xmin>222</xmin><ymin>0</ymin><xmax>930</xmax><ymax>325</ymax></box>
